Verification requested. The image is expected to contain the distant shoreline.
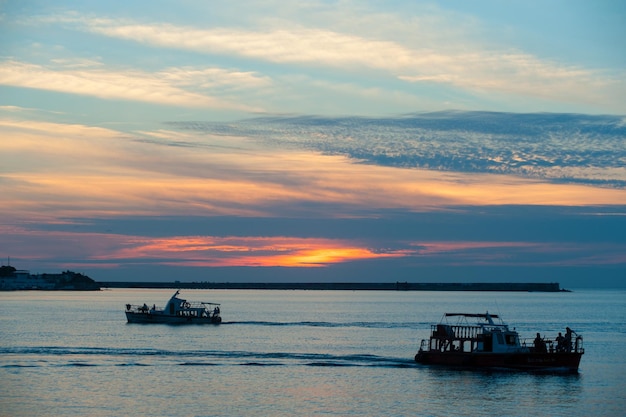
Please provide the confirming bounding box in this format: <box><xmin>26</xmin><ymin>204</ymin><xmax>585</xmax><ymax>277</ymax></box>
<box><xmin>98</xmin><ymin>282</ymin><xmax>566</xmax><ymax>292</ymax></box>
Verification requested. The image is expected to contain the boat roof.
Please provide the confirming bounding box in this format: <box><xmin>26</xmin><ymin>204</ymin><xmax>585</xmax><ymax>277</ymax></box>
<box><xmin>169</xmin><ymin>290</ymin><xmax>220</xmax><ymax>305</ymax></box>
<box><xmin>442</xmin><ymin>312</ymin><xmax>508</xmax><ymax>328</ymax></box>
<box><xmin>445</xmin><ymin>313</ymin><xmax>499</xmax><ymax>318</ymax></box>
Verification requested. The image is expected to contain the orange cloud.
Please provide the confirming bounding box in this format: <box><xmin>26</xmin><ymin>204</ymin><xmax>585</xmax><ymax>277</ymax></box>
<box><xmin>252</xmin><ymin>247</ymin><xmax>402</xmax><ymax>267</ymax></box>
<box><xmin>4</xmin><ymin>223</ymin><xmax>625</xmax><ymax>271</ymax></box>
<box><xmin>2</xmin><ymin>118</ymin><xmax>626</xmax><ymax>225</ymax></box>
<box><xmin>101</xmin><ymin>235</ymin><xmax>402</xmax><ymax>267</ymax></box>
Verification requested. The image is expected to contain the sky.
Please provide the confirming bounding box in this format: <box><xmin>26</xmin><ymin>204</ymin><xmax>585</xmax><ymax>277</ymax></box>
<box><xmin>1</xmin><ymin>0</ymin><xmax>625</xmax><ymax>288</ymax></box>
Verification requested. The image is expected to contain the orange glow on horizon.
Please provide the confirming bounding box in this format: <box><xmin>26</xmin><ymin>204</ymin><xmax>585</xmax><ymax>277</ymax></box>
<box><xmin>93</xmin><ymin>235</ymin><xmax>404</xmax><ymax>267</ymax></box>
<box><xmin>253</xmin><ymin>247</ymin><xmax>402</xmax><ymax>267</ymax></box>
<box><xmin>3</xmin><ymin>224</ymin><xmax>626</xmax><ymax>270</ymax></box>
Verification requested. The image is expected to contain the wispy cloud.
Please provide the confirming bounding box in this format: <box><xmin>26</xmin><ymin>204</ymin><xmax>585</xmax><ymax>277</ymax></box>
<box><xmin>178</xmin><ymin>112</ymin><xmax>626</xmax><ymax>188</ymax></box>
<box><xmin>2</xmin><ymin>116</ymin><xmax>625</xmax><ymax>227</ymax></box>
<box><xmin>44</xmin><ymin>13</ymin><xmax>625</xmax><ymax>112</ymax></box>
<box><xmin>0</xmin><ymin>60</ymin><xmax>264</xmax><ymax>111</ymax></box>
<box><xmin>160</xmin><ymin>67</ymin><xmax>271</xmax><ymax>90</ymax></box>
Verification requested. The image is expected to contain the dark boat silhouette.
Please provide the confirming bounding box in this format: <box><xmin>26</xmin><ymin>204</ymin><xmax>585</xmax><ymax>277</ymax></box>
<box><xmin>125</xmin><ymin>290</ymin><xmax>222</xmax><ymax>324</ymax></box>
<box><xmin>415</xmin><ymin>312</ymin><xmax>583</xmax><ymax>372</ymax></box>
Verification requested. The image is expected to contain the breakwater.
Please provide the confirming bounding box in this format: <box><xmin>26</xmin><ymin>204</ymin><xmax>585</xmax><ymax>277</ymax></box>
<box><xmin>98</xmin><ymin>281</ymin><xmax>564</xmax><ymax>292</ymax></box>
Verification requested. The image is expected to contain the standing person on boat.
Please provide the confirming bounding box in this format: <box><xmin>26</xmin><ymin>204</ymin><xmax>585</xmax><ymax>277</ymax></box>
<box><xmin>534</xmin><ymin>333</ymin><xmax>547</xmax><ymax>353</ymax></box>
<box><xmin>556</xmin><ymin>332</ymin><xmax>565</xmax><ymax>352</ymax></box>
<box><xmin>564</xmin><ymin>327</ymin><xmax>573</xmax><ymax>352</ymax></box>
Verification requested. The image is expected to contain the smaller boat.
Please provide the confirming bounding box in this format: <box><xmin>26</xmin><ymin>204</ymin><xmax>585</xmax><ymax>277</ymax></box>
<box><xmin>125</xmin><ymin>290</ymin><xmax>222</xmax><ymax>324</ymax></box>
<box><xmin>415</xmin><ymin>312</ymin><xmax>583</xmax><ymax>372</ymax></box>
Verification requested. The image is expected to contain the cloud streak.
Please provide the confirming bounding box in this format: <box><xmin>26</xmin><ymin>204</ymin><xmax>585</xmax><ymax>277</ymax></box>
<box><xmin>3</xmin><ymin>116</ymin><xmax>625</xmax><ymax>227</ymax></box>
<box><xmin>171</xmin><ymin>112</ymin><xmax>626</xmax><ymax>189</ymax></box>
<box><xmin>45</xmin><ymin>13</ymin><xmax>625</xmax><ymax>112</ymax></box>
<box><xmin>0</xmin><ymin>61</ymin><xmax>264</xmax><ymax>111</ymax></box>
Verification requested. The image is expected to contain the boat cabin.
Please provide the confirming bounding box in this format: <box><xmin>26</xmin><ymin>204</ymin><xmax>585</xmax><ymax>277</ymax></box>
<box><xmin>165</xmin><ymin>291</ymin><xmax>220</xmax><ymax>318</ymax></box>
<box><xmin>424</xmin><ymin>313</ymin><xmax>524</xmax><ymax>354</ymax></box>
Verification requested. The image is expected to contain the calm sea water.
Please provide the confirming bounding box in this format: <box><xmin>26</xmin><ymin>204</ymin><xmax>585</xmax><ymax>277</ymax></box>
<box><xmin>1</xmin><ymin>288</ymin><xmax>624</xmax><ymax>417</ymax></box>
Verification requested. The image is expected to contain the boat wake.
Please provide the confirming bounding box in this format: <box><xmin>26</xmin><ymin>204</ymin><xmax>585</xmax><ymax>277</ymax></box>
<box><xmin>0</xmin><ymin>346</ymin><xmax>415</xmax><ymax>369</ymax></box>
<box><xmin>223</xmin><ymin>320</ymin><xmax>425</xmax><ymax>329</ymax></box>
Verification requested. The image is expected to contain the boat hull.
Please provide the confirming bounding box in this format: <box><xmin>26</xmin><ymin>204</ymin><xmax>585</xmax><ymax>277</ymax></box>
<box><xmin>415</xmin><ymin>350</ymin><xmax>582</xmax><ymax>372</ymax></box>
<box><xmin>125</xmin><ymin>311</ymin><xmax>222</xmax><ymax>324</ymax></box>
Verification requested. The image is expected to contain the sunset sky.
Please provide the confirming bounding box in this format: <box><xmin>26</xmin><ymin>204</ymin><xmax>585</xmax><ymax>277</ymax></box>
<box><xmin>1</xmin><ymin>1</ymin><xmax>625</xmax><ymax>288</ymax></box>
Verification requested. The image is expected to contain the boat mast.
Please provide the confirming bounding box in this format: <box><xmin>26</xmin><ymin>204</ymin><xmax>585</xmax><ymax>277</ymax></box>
<box><xmin>485</xmin><ymin>311</ymin><xmax>495</xmax><ymax>325</ymax></box>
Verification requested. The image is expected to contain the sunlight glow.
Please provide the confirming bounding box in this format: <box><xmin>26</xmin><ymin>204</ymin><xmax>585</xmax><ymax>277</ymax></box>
<box><xmin>99</xmin><ymin>236</ymin><xmax>401</xmax><ymax>267</ymax></box>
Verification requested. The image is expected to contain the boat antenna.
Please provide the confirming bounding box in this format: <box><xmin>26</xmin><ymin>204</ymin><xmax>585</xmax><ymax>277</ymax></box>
<box><xmin>494</xmin><ymin>300</ymin><xmax>502</xmax><ymax>320</ymax></box>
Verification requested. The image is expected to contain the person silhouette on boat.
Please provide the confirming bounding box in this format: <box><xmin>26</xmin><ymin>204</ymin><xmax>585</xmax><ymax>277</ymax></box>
<box><xmin>534</xmin><ymin>333</ymin><xmax>547</xmax><ymax>353</ymax></box>
<box><xmin>564</xmin><ymin>327</ymin><xmax>573</xmax><ymax>352</ymax></box>
<box><xmin>555</xmin><ymin>332</ymin><xmax>565</xmax><ymax>352</ymax></box>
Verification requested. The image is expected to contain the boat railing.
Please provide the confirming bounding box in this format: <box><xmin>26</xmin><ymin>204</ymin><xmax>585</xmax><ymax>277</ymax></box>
<box><xmin>574</xmin><ymin>335</ymin><xmax>584</xmax><ymax>354</ymax></box>
<box><xmin>431</xmin><ymin>324</ymin><xmax>483</xmax><ymax>340</ymax></box>
<box><xmin>521</xmin><ymin>334</ymin><xmax>584</xmax><ymax>354</ymax></box>
<box><xmin>188</xmin><ymin>301</ymin><xmax>220</xmax><ymax>309</ymax></box>
<box><xmin>125</xmin><ymin>304</ymin><xmax>164</xmax><ymax>314</ymax></box>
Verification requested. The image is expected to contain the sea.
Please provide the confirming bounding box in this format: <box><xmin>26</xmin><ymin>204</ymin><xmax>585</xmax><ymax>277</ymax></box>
<box><xmin>1</xmin><ymin>288</ymin><xmax>624</xmax><ymax>417</ymax></box>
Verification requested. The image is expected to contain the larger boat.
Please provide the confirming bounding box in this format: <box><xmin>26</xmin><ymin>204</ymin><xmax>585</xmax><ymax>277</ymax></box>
<box><xmin>125</xmin><ymin>290</ymin><xmax>222</xmax><ymax>324</ymax></box>
<box><xmin>414</xmin><ymin>312</ymin><xmax>583</xmax><ymax>372</ymax></box>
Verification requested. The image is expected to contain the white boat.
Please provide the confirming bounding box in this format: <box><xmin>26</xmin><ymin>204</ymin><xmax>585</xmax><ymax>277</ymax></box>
<box><xmin>125</xmin><ymin>290</ymin><xmax>222</xmax><ymax>324</ymax></box>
